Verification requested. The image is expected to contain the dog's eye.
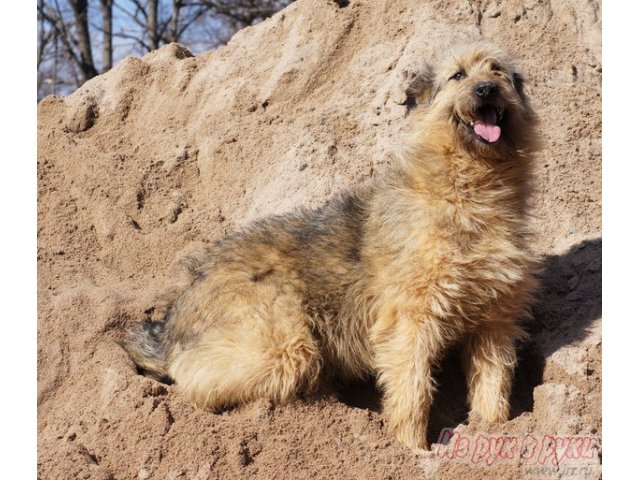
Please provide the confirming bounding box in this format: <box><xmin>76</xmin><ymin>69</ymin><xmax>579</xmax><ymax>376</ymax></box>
<box><xmin>490</xmin><ymin>63</ymin><xmax>502</xmax><ymax>72</ymax></box>
<box><xmin>449</xmin><ymin>71</ymin><xmax>466</xmax><ymax>81</ymax></box>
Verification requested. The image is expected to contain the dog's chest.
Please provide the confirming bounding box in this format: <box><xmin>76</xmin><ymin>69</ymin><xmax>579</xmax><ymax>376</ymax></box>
<box><xmin>395</xmin><ymin>202</ymin><xmax>532</xmax><ymax>326</ymax></box>
<box><xmin>430</xmin><ymin>229</ymin><xmax>532</xmax><ymax>327</ymax></box>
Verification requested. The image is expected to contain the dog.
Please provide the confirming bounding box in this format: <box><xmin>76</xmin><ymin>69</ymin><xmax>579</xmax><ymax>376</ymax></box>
<box><xmin>124</xmin><ymin>40</ymin><xmax>540</xmax><ymax>450</ymax></box>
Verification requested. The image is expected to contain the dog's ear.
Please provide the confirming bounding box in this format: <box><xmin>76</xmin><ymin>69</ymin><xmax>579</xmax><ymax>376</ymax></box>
<box><xmin>512</xmin><ymin>72</ymin><xmax>526</xmax><ymax>99</ymax></box>
<box><xmin>405</xmin><ymin>65</ymin><xmax>435</xmax><ymax>110</ymax></box>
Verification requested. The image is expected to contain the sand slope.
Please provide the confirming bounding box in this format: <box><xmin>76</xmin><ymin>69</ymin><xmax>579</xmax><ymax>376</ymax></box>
<box><xmin>37</xmin><ymin>0</ymin><xmax>601</xmax><ymax>478</ymax></box>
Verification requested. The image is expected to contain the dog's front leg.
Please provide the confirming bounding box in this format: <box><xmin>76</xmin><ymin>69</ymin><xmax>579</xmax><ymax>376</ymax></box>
<box><xmin>373</xmin><ymin>309</ymin><xmax>445</xmax><ymax>450</ymax></box>
<box><xmin>461</xmin><ymin>324</ymin><xmax>521</xmax><ymax>423</ymax></box>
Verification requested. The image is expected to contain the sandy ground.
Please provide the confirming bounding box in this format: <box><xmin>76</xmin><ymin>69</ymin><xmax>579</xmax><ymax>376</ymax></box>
<box><xmin>37</xmin><ymin>0</ymin><xmax>601</xmax><ymax>478</ymax></box>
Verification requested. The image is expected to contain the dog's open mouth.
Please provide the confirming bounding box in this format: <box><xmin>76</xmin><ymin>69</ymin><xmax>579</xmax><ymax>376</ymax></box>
<box><xmin>472</xmin><ymin>106</ymin><xmax>504</xmax><ymax>143</ymax></box>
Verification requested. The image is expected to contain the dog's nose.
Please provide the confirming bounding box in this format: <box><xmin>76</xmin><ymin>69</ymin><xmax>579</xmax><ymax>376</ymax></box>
<box><xmin>475</xmin><ymin>82</ymin><xmax>498</xmax><ymax>98</ymax></box>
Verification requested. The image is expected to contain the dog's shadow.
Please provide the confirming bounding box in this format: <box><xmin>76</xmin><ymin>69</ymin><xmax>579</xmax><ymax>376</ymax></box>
<box><xmin>337</xmin><ymin>238</ymin><xmax>602</xmax><ymax>444</ymax></box>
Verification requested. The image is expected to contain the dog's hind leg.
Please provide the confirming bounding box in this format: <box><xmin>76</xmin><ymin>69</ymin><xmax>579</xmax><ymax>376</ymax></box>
<box><xmin>168</xmin><ymin>283</ymin><xmax>322</xmax><ymax>410</ymax></box>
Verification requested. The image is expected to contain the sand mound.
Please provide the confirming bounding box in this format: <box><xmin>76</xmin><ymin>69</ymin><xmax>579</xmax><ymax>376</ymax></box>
<box><xmin>37</xmin><ymin>0</ymin><xmax>601</xmax><ymax>478</ymax></box>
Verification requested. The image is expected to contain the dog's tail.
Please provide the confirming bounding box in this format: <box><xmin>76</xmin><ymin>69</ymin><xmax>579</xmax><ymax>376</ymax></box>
<box><xmin>124</xmin><ymin>249</ymin><xmax>210</xmax><ymax>381</ymax></box>
<box><xmin>123</xmin><ymin>320</ymin><xmax>171</xmax><ymax>382</ymax></box>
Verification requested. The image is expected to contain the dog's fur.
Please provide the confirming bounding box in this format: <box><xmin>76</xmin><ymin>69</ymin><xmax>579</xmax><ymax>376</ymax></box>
<box><xmin>125</xmin><ymin>40</ymin><xmax>540</xmax><ymax>449</ymax></box>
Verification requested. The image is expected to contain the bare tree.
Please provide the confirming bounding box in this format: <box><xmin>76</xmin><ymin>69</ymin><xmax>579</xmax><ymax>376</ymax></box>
<box><xmin>99</xmin><ymin>0</ymin><xmax>113</xmax><ymax>72</ymax></box>
<box><xmin>112</xmin><ymin>0</ymin><xmax>293</xmax><ymax>54</ymax></box>
<box><xmin>38</xmin><ymin>0</ymin><xmax>102</xmax><ymax>97</ymax></box>
<box><xmin>38</xmin><ymin>1</ymin><xmax>81</xmax><ymax>97</ymax></box>
<box><xmin>38</xmin><ymin>0</ymin><xmax>295</xmax><ymax>99</ymax></box>
<box><xmin>203</xmin><ymin>0</ymin><xmax>292</xmax><ymax>27</ymax></box>
<box><xmin>114</xmin><ymin>0</ymin><xmax>211</xmax><ymax>53</ymax></box>
<box><xmin>147</xmin><ymin>0</ymin><xmax>159</xmax><ymax>49</ymax></box>
<box><xmin>38</xmin><ymin>0</ymin><xmax>53</xmax><ymax>70</ymax></box>
<box><xmin>38</xmin><ymin>0</ymin><xmax>57</xmax><ymax>98</ymax></box>
<box><xmin>68</xmin><ymin>0</ymin><xmax>99</xmax><ymax>80</ymax></box>
<box><xmin>199</xmin><ymin>0</ymin><xmax>293</xmax><ymax>45</ymax></box>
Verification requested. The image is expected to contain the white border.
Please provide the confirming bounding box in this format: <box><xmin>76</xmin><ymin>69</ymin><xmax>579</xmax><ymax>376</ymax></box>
<box><xmin>603</xmin><ymin>1</ymin><xmax>640</xmax><ymax>478</ymax></box>
<box><xmin>0</xmin><ymin>1</ymin><xmax>37</xmax><ymax>477</ymax></box>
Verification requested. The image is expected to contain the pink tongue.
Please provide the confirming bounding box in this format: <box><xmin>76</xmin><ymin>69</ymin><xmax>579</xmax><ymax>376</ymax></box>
<box><xmin>473</xmin><ymin>109</ymin><xmax>501</xmax><ymax>143</ymax></box>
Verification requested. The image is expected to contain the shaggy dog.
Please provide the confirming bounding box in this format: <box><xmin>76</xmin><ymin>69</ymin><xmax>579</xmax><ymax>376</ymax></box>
<box><xmin>125</xmin><ymin>40</ymin><xmax>540</xmax><ymax>450</ymax></box>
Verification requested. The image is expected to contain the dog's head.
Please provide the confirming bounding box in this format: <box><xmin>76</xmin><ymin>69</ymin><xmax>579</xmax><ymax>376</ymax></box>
<box><xmin>407</xmin><ymin>40</ymin><xmax>539</xmax><ymax>157</ymax></box>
